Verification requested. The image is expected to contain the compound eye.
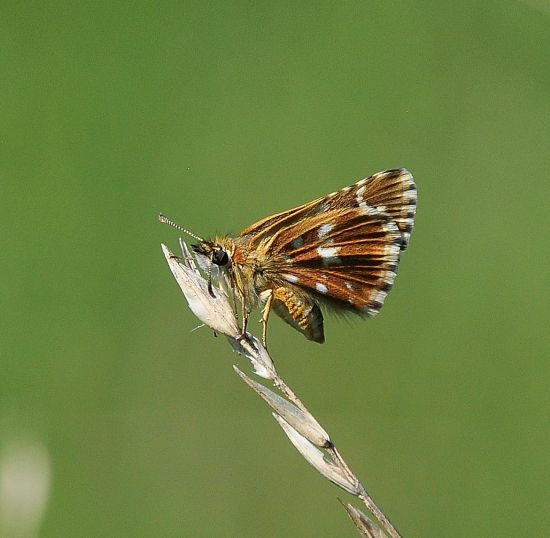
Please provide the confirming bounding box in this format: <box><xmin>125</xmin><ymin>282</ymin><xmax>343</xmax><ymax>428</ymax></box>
<box><xmin>212</xmin><ymin>249</ymin><xmax>229</xmax><ymax>266</ymax></box>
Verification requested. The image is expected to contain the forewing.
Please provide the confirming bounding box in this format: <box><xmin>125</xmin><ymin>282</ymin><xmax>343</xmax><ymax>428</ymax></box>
<box><xmin>240</xmin><ymin>168</ymin><xmax>416</xmax><ymax>250</ymax></box>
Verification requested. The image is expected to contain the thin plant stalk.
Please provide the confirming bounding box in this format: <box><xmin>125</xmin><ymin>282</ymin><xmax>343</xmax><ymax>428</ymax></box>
<box><xmin>161</xmin><ymin>241</ymin><xmax>403</xmax><ymax>538</ymax></box>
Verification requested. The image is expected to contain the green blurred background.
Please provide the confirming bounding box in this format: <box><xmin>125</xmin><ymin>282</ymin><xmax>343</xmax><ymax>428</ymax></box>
<box><xmin>2</xmin><ymin>1</ymin><xmax>549</xmax><ymax>536</ymax></box>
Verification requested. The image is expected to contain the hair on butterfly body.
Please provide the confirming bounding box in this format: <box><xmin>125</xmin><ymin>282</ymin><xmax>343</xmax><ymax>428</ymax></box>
<box><xmin>161</xmin><ymin>168</ymin><xmax>416</xmax><ymax>346</ymax></box>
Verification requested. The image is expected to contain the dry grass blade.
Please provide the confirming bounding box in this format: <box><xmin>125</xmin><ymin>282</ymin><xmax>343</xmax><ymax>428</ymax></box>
<box><xmin>161</xmin><ymin>244</ymin><xmax>240</xmax><ymax>339</ymax></box>
<box><xmin>340</xmin><ymin>500</ymin><xmax>387</xmax><ymax>538</ymax></box>
<box><xmin>274</xmin><ymin>414</ymin><xmax>361</xmax><ymax>495</ymax></box>
<box><xmin>234</xmin><ymin>366</ymin><xmax>331</xmax><ymax>447</ymax></box>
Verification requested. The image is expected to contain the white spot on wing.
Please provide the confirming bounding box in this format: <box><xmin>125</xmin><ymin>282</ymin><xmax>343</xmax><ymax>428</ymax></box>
<box><xmin>385</xmin><ymin>243</ymin><xmax>401</xmax><ymax>257</ymax></box>
<box><xmin>283</xmin><ymin>274</ymin><xmax>299</xmax><ymax>283</ymax></box>
<box><xmin>372</xmin><ymin>289</ymin><xmax>388</xmax><ymax>304</ymax></box>
<box><xmin>317</xmin><ymin>246</ymin><xmax>342</xmax><ymax>265</ymax></box>
<box><xmin>315</xmin><ymin>282</ymin><xmax>328</xmax><ymax>294</ymax></box>
<box><xmin>355</xmin><ymin>185</ymin><xmax>366</xmax><ymax>207</ymax></box>
<box><xmin>358</xmin><ymin>201</ymin><xmax>378</xmax><ymax>215</ymax></box>
<box><xmin>345</xmin><ymin>282</ymin><xmax>353</xmax><ymax>290</ymax></box>
<box><xmin>317</xmin><ymin>246</ymin><xmax>339</xmax><ymax>258</ymax></box>
<box><xmin>318</xmin><ymin>223</ymin><xmax>333</xmax><ymax>239</ymax></box>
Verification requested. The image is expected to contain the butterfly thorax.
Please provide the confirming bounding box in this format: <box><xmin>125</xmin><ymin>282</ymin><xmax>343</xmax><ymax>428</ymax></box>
<box><xmin>194</xmin><ymin>235</ymin><xmax>279</xmax><ymax>309</ymax></box>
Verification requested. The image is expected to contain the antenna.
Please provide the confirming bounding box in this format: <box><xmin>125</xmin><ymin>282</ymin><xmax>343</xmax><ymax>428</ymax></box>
<box><xmin>158</xmin><ymin>214</ymin><xmax>204</xmax><ymax>242</ymax></box>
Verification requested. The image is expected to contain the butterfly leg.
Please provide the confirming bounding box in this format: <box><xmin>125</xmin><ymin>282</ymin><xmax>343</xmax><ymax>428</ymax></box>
<box><xmin>240</xmin><ymin>294</ymin><xmax>249</xmax><ymax>338</ymax></box>
<box><xmin>259</xmin><ymin>289</ymin><xmax>274</xmax><ymax>347</ymax></box>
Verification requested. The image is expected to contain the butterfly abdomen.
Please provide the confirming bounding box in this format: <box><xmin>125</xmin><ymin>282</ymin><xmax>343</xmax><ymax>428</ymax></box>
<box><xmin>271</xmin><ymin>286</ymin><xmax>325</xmax><ymax>343</ymax></box>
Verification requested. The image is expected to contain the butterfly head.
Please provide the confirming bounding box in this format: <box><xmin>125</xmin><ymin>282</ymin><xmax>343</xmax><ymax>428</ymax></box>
<box><xmin>158</xmin><ymin>214</ymin><xmax>233</xmax><ymax>269</ymax></box>
<box><xmin>192</xmin><ymin>240</ymin><xmax>231</xmax><ymax>268</ymax></box>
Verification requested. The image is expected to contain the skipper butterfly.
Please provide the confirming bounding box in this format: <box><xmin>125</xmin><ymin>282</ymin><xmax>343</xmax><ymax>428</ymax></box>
<box><xmin>161</xmin><ymin>168</ymin><xmax>416</xmax><ymax>345</ymax></box>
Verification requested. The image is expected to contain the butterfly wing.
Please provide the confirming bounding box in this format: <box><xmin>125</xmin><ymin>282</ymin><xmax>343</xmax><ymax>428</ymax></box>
<box><xmin>270</xmin><ymin>206</ymin><xmax>403</xmax><ymax>317</ymax></box>
<box><xmin>238</xmin><ymin>168</ymin><xmax>416</xmax><ymax>341</ymax></box>
<box><xmin>241</xmin><ymin>168</ymin><xmax>416</xmax><ymax>250</ymax></box>
<box><xmin>238</xmin><ymin>197</ymin><xmax>323</xmax><ymax>246</ymax></box>
<box><xmin>314</xmin><ymin>168</ymin><xmax>416</xmax><ymax>250</ymax></box>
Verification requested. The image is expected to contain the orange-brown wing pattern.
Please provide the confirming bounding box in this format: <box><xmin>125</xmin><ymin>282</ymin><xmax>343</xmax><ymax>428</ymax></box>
<box><xmin>240</xmin><ymin>168</ymin><xmax>416</xmax><ymax>251</ymax></box>
<box><xmin>268</xmin><ymin>207</ymin><xmax>403</xmax><ymax>317</ymax></box>
<box><xmin>316</xmin><ymin>168</ymin><xmax>416</xmax><ymax>250</ymax></box>
<box><xmin>235</xmin><ymin>168</ymin><xmax>416</xmax><ymax>340</ymax></box>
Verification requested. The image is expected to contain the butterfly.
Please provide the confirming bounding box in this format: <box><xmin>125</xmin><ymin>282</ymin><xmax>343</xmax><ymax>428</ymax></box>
<box><xmin>161</xmin><ymin>168</ymin><xmax>416</xmax><ymax>345</ymax></box>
